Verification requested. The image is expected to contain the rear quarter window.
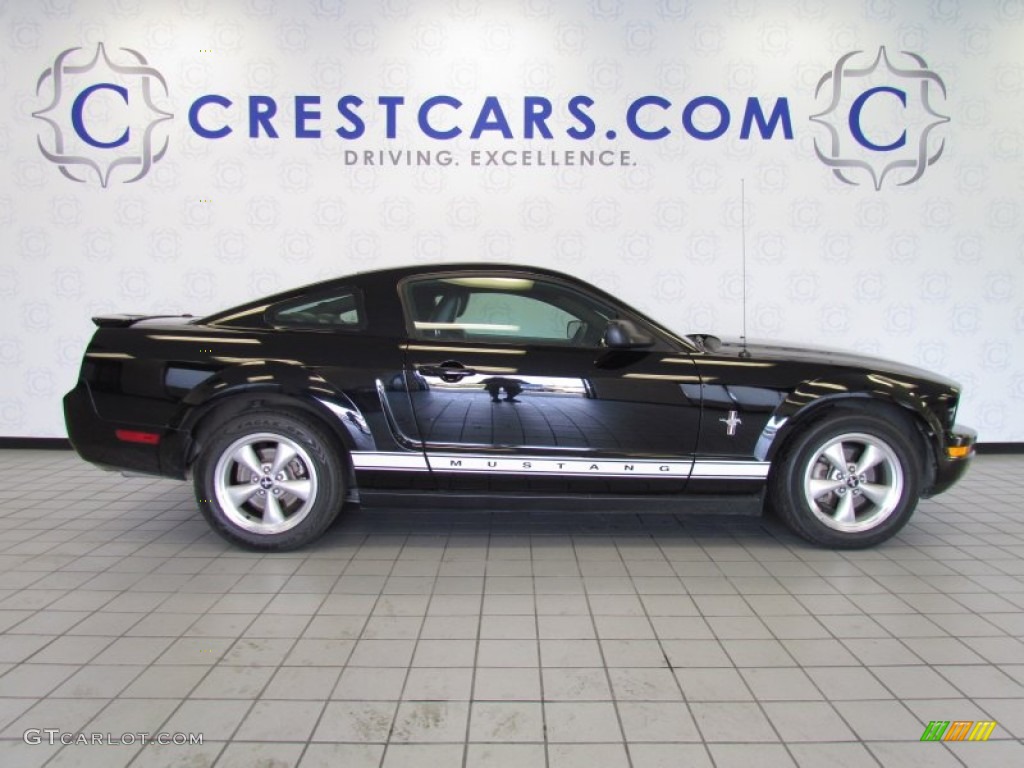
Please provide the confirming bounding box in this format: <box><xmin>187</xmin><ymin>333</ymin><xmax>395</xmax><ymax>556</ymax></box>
<box><xmin>266</xmin><ymin>288</ymin><xmax>366</xmax><ymax>330</ymax></box>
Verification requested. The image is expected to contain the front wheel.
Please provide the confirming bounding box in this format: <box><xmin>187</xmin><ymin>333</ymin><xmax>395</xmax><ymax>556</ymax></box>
<box><xmin>193</xmin><ymin>410</ymin><xmax>346</xmax><ymax>550</ymax></box>
<box><xmin>770</xmin><ymin>412</ymin><xmax>923</xmax><ymax>548</ymax></box>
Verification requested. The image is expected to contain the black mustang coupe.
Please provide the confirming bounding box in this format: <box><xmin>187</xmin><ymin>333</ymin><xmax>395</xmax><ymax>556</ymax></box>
<box><xmin>64</xmin><ymin>264</ymin><xmax>975</xmax><ymax>550</ymax></box>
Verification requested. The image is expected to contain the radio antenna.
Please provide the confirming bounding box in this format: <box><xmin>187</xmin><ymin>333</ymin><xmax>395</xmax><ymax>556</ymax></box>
<box><xmin>739</xmin><ymin>179</ymin><xmax>751</xmax><ymax>358</ymax></box>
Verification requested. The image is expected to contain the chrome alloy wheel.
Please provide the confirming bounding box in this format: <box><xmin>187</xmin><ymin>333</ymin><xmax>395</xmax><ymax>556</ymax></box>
<box><xmin>802</xmin><ymin>432</ymin><xmax>904</xmax><ymax>533</ymax></box>
<box><xmin>213</xmin><ymin>432</ymin><xmax>319</xmax><ymax>535</ymax></box>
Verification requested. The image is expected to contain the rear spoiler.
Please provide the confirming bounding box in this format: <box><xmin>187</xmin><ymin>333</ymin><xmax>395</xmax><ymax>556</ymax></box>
<box><xmin>92</xmin><ymin>314</ymin><xmax>193</xmax><ymax>328</ymax></box>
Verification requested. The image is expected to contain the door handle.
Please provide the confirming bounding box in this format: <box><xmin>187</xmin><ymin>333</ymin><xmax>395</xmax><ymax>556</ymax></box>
<box><xmin>417</xmin><ymin>361</ymin><xmax>477</xmax><ymax>383</ymax></box>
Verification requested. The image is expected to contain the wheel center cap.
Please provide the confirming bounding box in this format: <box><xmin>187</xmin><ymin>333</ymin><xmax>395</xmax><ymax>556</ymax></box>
<box><xmin>259</xmin><ymin>476</ymin><xmax>274</xmax><ymax>490</ymax></box>
<box><xmin>846</xmin><ymin>476</ymin><xmax>860</xmax><ymax>488</ymax></box>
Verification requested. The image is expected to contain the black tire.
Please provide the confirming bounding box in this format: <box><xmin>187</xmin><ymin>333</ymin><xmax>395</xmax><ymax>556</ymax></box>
<box><xmin>192</xmin><ymin>410</ymin><xmax>346</xmax><ymax>550</ymax></box>
<box><xmin>769</xmin><ymin>411</ymin><xmax>922</xmax><ymax>548</ymax></box>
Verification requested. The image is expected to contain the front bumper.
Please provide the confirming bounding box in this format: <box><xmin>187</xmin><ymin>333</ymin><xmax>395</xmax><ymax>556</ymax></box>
<box><xmin>928</xmin><ymin>424</ymin><xmax>977</xmax><ymax>496</ymax></box>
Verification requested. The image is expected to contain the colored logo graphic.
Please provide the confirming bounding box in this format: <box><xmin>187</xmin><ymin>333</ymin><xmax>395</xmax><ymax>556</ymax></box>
<box><xmin>810</xmin><ymin>47</ymin><xmax>950</xmax><ymax>190</ymax></box>
<box><xmin>33</xmin><ymin>43</ymin><xmax>173</xmax><ymax>188</ymax></box>
<box><xmin>920</xmin><ymin>720</ymin><xmax>997</xmax><ymax>742</ymax></box>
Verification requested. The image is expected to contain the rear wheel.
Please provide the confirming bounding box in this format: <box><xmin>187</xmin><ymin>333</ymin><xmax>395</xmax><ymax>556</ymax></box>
<box><xmin>770</xmin><ymin>412</ymin><xmax>922</xmax><ymax>548</ymax></box>
<box><xmin>193</xmin><ymin>410</ymin><xmax>345</xmax><ymax>550</ymax></box>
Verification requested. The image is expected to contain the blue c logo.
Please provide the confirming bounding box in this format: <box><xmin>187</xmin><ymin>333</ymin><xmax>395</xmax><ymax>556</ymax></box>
<box><xmin>71</xmin><ymin>83</ymin><xmax>129</xmax><ymax>149</ymax></box>
<box><xmin>849</xmin><ymin>86</ymin><xmax>906</xmax><ymax>152</ymax></box>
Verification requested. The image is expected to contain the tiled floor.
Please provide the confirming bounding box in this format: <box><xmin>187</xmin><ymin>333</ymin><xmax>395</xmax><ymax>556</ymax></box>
<box><xmin>0</xmin><ymin>449</ymin><xmax>1021</xmax><ymax>767</ymax></box>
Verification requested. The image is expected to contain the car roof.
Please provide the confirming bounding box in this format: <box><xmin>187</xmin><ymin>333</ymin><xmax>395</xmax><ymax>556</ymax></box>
<box><xmin>350</xmin><ymin>262</ymin><xmax>580</xmax><ymax>282</ymax></box>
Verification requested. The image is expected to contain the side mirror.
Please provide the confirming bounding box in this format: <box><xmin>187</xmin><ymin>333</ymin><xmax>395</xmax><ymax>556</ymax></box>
<box><xmin>691</xmin><ymin>333</ymin><xmax>723</xmax><ymax>352</ymax></box>
<box><xmin>603</xmin><ymin>319</ymin><xmax>655</xmax><ymax>349</ymax></box>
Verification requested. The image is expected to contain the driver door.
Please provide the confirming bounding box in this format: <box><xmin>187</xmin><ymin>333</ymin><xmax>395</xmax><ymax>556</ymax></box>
<box><xmin>399</xmin><ymin>271</ymin><xmax>703</xmax><ymax>494</ymax></box>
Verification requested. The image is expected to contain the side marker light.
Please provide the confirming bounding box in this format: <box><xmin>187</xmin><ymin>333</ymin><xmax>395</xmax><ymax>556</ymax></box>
<box><xmin>115</xmin><ymin>429</ymin><xmax>161</xmax><ymax>445</ymax></box>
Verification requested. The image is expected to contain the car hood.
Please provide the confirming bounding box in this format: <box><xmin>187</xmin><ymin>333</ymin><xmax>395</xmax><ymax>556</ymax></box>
<box><xmin>706</xmin><ymin>336</ymin><xmax>960</xmax><ymax>389</ymax></box>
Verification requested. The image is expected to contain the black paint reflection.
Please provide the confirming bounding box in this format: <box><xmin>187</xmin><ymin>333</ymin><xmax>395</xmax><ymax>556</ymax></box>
<box><xmin>481</xmin><ymin>377</ymin><xmax>524</xmax><ymax>402</ymax></box>
<box><xmin>408</xmin><ymin>384</ymin><xmax>693</xmax><ymax>454</ymax></box>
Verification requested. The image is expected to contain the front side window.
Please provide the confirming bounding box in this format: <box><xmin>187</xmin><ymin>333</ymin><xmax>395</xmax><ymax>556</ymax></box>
<box><xmin>403</xmin><ymin>274</ymin><xmax>615</xmax><ymax>346</ymax></box>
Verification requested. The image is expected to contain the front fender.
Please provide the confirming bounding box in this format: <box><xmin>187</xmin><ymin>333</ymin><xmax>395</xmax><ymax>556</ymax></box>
<box><xmin>754</xmin><ymin>372</ymin><xmax>950</xmax><ymax>463</ymax></box>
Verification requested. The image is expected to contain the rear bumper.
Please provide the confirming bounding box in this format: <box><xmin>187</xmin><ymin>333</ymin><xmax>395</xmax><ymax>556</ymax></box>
<box><xmin>928</xmin><ymin>424</ymin><xmax>977</xmax><ymax>496</ymax></box>
<box><xmin>63</xmin><ymin>381</ymin><xmax>165</xmax><ymax>477</ymax></box>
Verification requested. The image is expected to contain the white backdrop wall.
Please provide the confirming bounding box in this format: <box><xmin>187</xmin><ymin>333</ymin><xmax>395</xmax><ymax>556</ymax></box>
<box><xmin>1</xmin><ymin>0</ymin><xmax>1022</xmax><ymax>440</ymax></box>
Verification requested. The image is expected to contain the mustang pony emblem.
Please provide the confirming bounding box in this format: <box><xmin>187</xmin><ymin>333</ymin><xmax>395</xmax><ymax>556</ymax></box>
<box><xmin>720</xmin><ymin>410</ymin><xmax>742</xmax><ymax>436</ymax></box>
